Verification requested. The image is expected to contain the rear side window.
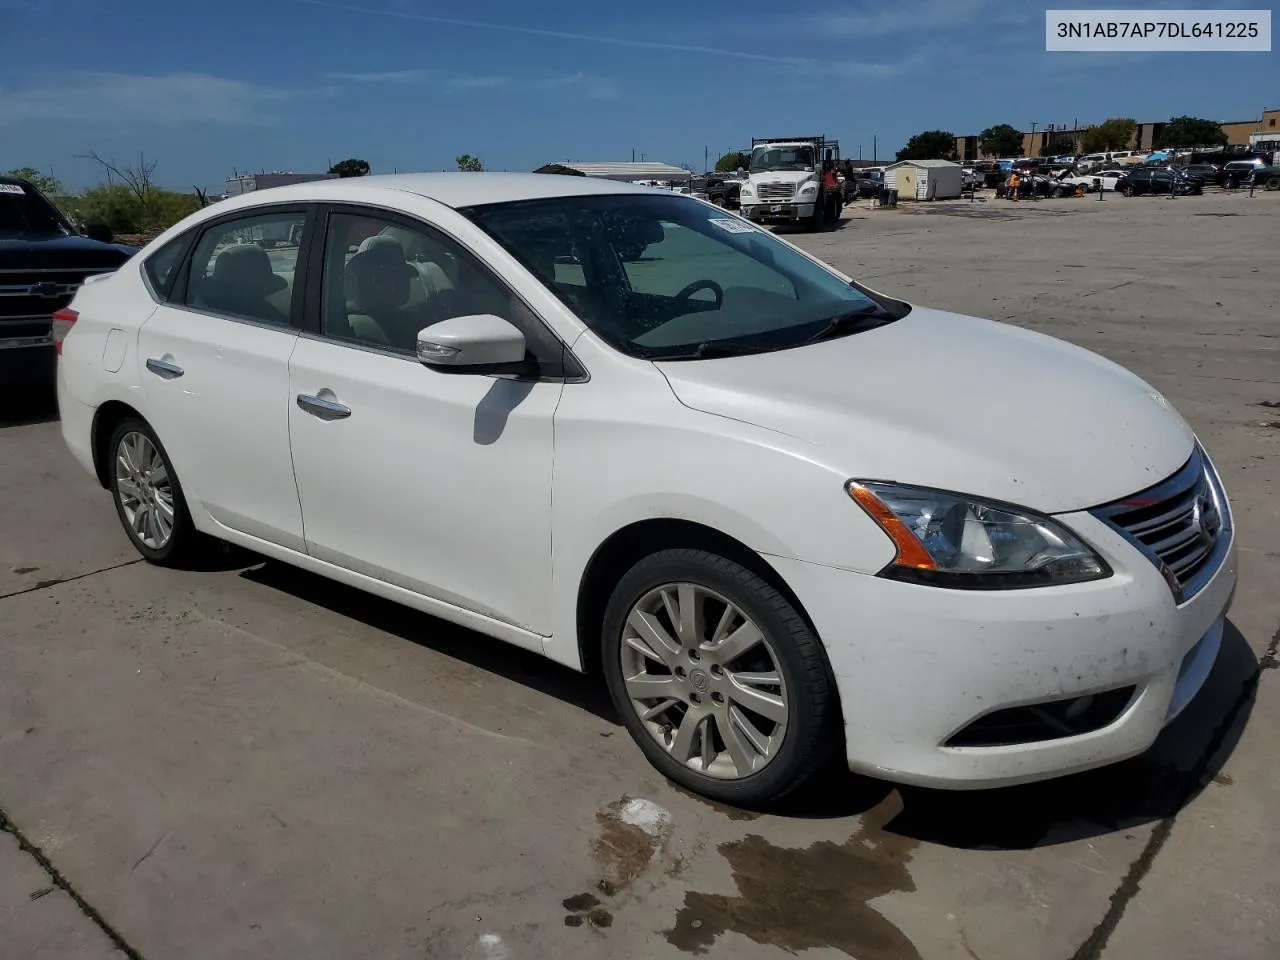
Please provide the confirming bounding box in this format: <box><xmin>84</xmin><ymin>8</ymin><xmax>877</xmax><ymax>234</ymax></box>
<box><xmin>183</xmin><ymin>210</ymin><xmax>307</xmax><ymax>326</ymax></box>
<box><xmin>143</xmin><ymin>234</ymin><xmax>191</xmax><ymax>300</ymax></box>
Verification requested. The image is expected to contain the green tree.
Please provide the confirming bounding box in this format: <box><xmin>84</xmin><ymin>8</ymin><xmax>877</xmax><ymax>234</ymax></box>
<box><xmin>1079</xmin><ymin>118</ymin><xmax>1137</xmax><ymax>154</ymax></box>
<box><xmin>714</xmin><ymin>151</ymin><xmax>749</xmax><ymax>172</ymax></box>
<box><xmin>895</xmin><ymin>130</ymin><xmax>957</xmax><ymax>162</ymax></box>
<box><xmin>456</xmin><ymin>154</ymin><xmax>483</xmax><ymax>172</ymax></box>
<box><xmin>1040</xmin><ymin>134</ymin><xmax>1077</xmax><ymax>157</ymax></box>
<box><xmin>4</xmin><ymin>166</ymin><xmax>63</xmax><ymax>196</ymax></box>
<box><xmin>978</xmin><ymin>124</ymin><xmax>1023</xmax><ymax>159</ymax></box>
<box><xmin>1155</xmin><ymin>116</ymin><xmax>1227</xmax><ymax>150</ymax></box>
<box><xmin>328</xmin><ymin>158</ymin><xmax>370</xmax><ymax>178</ymax></box>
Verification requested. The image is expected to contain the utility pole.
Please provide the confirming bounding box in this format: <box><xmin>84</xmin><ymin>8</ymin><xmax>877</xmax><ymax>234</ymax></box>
<box><xmin>704</xmin><ymin>145</ymin><xmax>709</xmax><ymax>173</ymax></box>
<box><xmin>859</xmin><ymin>144</ymin><xmax>862</xmax><ymax>160</ymax></box>
<box><xmin>1029</xmin><ymin>121</ymin><xmax>1038</xmax><ymax>157</ymax></box>
<box><xmin>631</xmin><ymin>148</ymin><xmax>635</xmax><ymax>162</ymax></box>
<box><xmin>873</xmin><ymin>135</ymin><xmax>877</xmax><ymax>164</ymax></box>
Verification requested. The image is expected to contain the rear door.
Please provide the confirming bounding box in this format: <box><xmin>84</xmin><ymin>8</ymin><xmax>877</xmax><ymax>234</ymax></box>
<box><xmin>137</xmin><ymin>205</ymin><xmax>314</xmax><ymax>550</ymax></box>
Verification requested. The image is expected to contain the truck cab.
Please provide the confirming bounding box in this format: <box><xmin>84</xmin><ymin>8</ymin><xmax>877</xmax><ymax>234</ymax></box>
<box><xmin>739</xmin><ymin>136</ymin><xmax>842</xmax><ymax>230</ymax></box>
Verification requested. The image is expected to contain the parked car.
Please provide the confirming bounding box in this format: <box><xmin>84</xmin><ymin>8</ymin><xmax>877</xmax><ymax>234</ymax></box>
<box><xmin>56</xmin><ymin>173</ymin><xmax>1237</xmax><ymax>805</ymax></box>
<box><xmin>1244</xmin><ymin>165</ymin><xmax>1280</xmax><ymax>190</ymax></box>
<box><xmin>1181</xmin><ymin>163</ymin><xmax>1223</xmax><ymax>185</ymax></box>
<box><xmin>1116</xmin><ymin>167</ymin><xmax>1203</xmax><ymax>196</ymax></box>
<box><xmin>1</xmin><ymin>175</ymin><xmax>137</xmax><ymax>390</ymax></box>
<box><xmin>689</xmin><ymin>176</ymin><xmax>741</xmax><ymax>208</ymax></box>
<box><xmin>1222</xmin><ymin>159</ymin><xmax>1269</xmax><ymax>187</ymax></box>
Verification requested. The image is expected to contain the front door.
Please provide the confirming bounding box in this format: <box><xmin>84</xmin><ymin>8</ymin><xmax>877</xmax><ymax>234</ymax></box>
<box><xmin>287</xmin><ymin>208</ymin><xmax>563</xmax><ymax>636</ymax></box>
<box><xmin>137</xmin><ymin>206</ymin><xmax>311</xmax><ymax>550</ymax></box>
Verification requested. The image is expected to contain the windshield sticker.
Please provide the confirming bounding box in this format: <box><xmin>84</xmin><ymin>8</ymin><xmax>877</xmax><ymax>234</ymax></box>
<box><xmin>707</xmin><ymin>217</ymin><xmax>758</xmax><ymax>235</ymax></box>
<box><xmin>0</xmin><ymin>184</ymin><xmax>27</xmax><ymax>195</ymax></box>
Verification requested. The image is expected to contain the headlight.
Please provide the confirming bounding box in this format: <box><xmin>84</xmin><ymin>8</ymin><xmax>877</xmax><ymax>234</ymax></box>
<box><xmin>799</xmin><ymin>183</ymin><xmax>818</xmax><ymax>195</ymax></box>
<box><xmin>847</xmin><ymin>481</ymin><xmax>1110</xmax><ymax>589</ymax></box>
<box><xmin>740</xmin><ymin>184</ymin><xmax>754</xmax><ymax>196</ymax></box>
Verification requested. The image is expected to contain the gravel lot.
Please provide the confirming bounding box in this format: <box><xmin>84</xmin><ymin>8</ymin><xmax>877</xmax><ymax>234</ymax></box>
<box><xmin>2</xmin><ymin>188</ymin><xmax>1277</xmax><ymax>960</ymax></box>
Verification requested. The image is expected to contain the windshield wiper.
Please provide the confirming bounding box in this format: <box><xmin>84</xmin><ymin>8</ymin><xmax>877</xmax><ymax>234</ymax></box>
<box><xmin>649</xmin><ymin>340</ymin><xmax>770</xmax><ymax>361</ymax></box>
<box><xmin>803</xmin><ymin>305</ymin><xmax>892</xmax><ymax>344</ymax></box>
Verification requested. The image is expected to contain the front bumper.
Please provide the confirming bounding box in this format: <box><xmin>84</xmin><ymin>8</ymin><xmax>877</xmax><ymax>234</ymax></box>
<box><xmin>769</xmin><ymin>510</ymin><xmax>1238</xmax><ymax>789</ymax></box>
<box><xmin>741</xmin><ymin>201</ymin><xmax>816</xmax><ymax>222</ymax></box>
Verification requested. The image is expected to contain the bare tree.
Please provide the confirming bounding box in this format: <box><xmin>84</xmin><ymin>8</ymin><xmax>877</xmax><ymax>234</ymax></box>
<box><xmin>78</xmin><ymin>151</ymin><xmax>160</xmax><ymax>229</ymax></box>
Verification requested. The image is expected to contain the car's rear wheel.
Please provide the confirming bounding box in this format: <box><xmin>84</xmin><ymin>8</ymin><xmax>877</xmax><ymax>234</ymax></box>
<box><xmin>108</xmin><ymin>417</ymin><xmax>202</xmax><ymax>565</ymax></box>
<box><xmin>1122</xmin><ymin>184</ymin><xmax>1135</xmax><ymax>197</ymax></box>
<box><xmin>601</xmin><ymin>548</ymin><xmax>838</xmax><ymax>806</ymax></box>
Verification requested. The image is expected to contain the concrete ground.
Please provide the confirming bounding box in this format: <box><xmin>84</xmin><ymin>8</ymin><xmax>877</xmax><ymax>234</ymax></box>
<box><xmin>1</xmin><ymin>188</ymin><xmax>1277</xmax><ymax>960</ymax></box>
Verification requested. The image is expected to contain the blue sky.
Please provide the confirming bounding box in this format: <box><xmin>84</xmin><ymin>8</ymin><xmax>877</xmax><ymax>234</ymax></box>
<box><xmin>1</xmin><ymin>0</ymin><xmax>1274</xmax><ymax>190</ymax></box>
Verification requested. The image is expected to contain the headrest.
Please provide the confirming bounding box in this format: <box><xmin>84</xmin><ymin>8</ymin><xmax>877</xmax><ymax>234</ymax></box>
<box><xmin>211</xmin><ymin>244</ymin><xmax>287</xmax><ymax>296</ymax></box>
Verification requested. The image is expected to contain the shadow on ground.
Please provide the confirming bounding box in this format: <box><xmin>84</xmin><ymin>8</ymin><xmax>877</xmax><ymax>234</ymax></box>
<box><xmin>239</xmin><ymin>559</ymin><xmax>620</xmax><ymax>723</ymax></box>
<box><xmin>765</xmin><ymin>620</ymin><xmax>1258</xmax><ymax>849</ymax></box>
<box><xmin>0</xmin><ymin>385</ymin><xmax>57</xmax><ymax>428</ymax></box>
<box><xmin>242</xmin><ymin>556</ymin><xmax>1258</xmax><ymax>852</ymax></box>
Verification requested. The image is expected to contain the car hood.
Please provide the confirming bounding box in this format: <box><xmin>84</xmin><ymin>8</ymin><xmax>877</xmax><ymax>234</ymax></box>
<box><xmin>656</xmin><ymin>307</ymin><xmax>1194</xmax><ymax>513</ymax></box>
<box><xmin>0</xmin><ymin>234</ymin><xmax>135</xmax><ymax>269</ymax></box>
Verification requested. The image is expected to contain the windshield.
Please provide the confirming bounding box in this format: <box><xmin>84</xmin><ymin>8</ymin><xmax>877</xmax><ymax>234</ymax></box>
<box><xmin>749</xmin><ymin>145</ymin><xmax>815</xmax><ymax>173</ymax></box>
<box><xmin>462</xmin><ymin>193</ymin><xmax>904</xmax><ymax>360</ymax></box>
<box><xmin>0</xmin><ymin>182</ymin><xmax>75</xmax><ymax>240</ymax></box>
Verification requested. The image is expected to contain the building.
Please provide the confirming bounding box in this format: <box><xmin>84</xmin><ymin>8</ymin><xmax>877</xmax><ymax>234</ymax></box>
<box><xmin>224</xmin><ymin>172</ymin><xmax>337</xmax><ymax>196</ymax></box>
<box><xmin>884</xmin><ymin>159</ymin><xmax>963</xmax><ymax>201</ymax></box>
<box><xmin>954</xmin><ymin>109</ymin><xmax>1280</xmax><ymax>161</ymax></box>
<box><xmin>533</xmin><ymin>161</ymin><xmax>692</xmax><ymax>183</ymax></box>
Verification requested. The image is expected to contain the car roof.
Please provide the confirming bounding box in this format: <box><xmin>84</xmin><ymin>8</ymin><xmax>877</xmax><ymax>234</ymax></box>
<box><xmin>215</xmin><ymin>173</ymin><xmax>657</xmax><ymax>213</ymax></box>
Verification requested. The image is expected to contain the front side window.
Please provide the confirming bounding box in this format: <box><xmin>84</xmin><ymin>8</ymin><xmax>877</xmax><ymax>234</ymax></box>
<box><xmin>464</xmin><ymin>193</ymin><xmax>905</xmax><ymax>360</ymax></box>
<box><xmin>319</xmin><ymin>211</ymin><xmax>562</xmax><ymax>363</ymax></box>
<box><xmin>184</xmin><ymin>211</ymin><xmax>306</xmax><ymax>325</ymax></box>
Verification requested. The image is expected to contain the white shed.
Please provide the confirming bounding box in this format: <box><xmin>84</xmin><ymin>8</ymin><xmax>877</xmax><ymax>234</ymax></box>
<box><xmin>884</xmin><ymin>159</ymin><xmax>964</xmax><ymax>200</ymax></box>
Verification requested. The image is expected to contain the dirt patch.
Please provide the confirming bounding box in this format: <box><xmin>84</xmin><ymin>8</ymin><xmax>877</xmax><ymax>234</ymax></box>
<box><xmin>664</xmin><ymin>792</ymin><xmax>920</xmax><ymax>957</ymax></box>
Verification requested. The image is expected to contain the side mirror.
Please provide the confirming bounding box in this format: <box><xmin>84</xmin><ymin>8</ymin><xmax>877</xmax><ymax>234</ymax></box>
<box><xmin>416</xmin><ymin>314</ymin><xmax>527</xmax><ymax>370</ymax></box>
<box><xmin>83</xmin><ymin>221</ymin><xmax>115</xmax><ymax>244</ymax></box>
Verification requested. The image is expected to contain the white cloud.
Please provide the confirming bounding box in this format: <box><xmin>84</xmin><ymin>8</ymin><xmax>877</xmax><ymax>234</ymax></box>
<box><xmin>537</xmin><ymin>72</ymin><xmax>621</xmax><ymax>100</ymax></box>
<box><xmin>325</xmin><ymin>69</ymin><xmax>430</xmax><ymax>83</ymax></box>
<box><xmin>811</xmin><ymin>0</ymin><xmax>1029</xmax><ymax>36</ymax></box>
<box><xmin>446</xmin><ymin>75</ymin><xmax>510</xmax><ymax>91</ymax></box>
<box><xmin>0</xmin><ymin>72</ymin><xmax>295</xmax><ymax>125</ymax></box>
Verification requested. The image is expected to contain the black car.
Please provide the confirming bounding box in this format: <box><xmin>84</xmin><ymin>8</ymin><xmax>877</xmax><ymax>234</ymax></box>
<box><xmin>1116</xmin><ymin>167</ymin><xmax>1203</xmax><ymax>197</ymax></box>
<box><xmin>689</xmin><ymin>176</ymin><xmax>741</xmax><ymax>208</ymax></box>
<box><xmin>1</xmin><ymin>176</ymin><xmax>137</xmax><ymax>388</ymax></box>
<box><xmin>1182</xmin><ymin>163</ymin><xmax>1223</xmax><ymax>185</ymax></box>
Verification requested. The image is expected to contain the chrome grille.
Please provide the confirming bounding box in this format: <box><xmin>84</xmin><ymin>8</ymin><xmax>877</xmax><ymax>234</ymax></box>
<box><xmin>1091</xmin><ymin>447</ymin><xmax>1230</xmax><ymax>602</ymax></box>
<box><xmin>756</xmin><ymin>181</ymin><xmax>796</xmax><ymax>201</ymax></box>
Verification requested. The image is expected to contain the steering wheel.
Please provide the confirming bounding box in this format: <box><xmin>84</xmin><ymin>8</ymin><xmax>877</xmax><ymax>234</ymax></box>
<box><xmin>673</xmin><ymin>279</ymin><xmax>724</xmax><ymax>309</ymax></box>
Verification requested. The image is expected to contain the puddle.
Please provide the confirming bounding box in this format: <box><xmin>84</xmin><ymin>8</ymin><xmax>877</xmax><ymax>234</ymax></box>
<box><xmin>564</xmin><ymin>796</ymin><xmax>677</xmax><ymax>930</ymax></box>
<box><xmin>665</xmin><ymin>793</ymin><xmax>920</xmax><ymax>958</ymax></box>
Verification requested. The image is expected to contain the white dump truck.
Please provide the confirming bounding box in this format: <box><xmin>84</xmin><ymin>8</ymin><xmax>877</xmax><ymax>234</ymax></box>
<box><xmin>738</xmin><ymin>135</ymin><xmax>842</xmax><ymax>230</ymax></box>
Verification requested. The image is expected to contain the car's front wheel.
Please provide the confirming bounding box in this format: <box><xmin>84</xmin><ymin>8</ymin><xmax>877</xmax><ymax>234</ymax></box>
<box><xmin>1122</xmin><ymin>184</ymin><xmax>1135</xmax><ymax>197</ymax></box>
<box><xmin>601</xmin><ymin>548</ymin><xmax>838</xmax><ymax>806</ymax></box>
<box><xmin>108</xmin><ymin>417</ymin><xmax>202</xmax><ymax>565</ymax></box>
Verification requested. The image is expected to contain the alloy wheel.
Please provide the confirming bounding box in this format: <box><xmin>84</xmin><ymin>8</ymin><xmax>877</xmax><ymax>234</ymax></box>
<box><xmin>619</xmin><ymin>582</ymin><xmax>789</xmax><ymax>779</ymax></box>
<box><xmin>115</xmin><ymin>431</ymin><xmax>175</xmax><ymax>549</ymax></box>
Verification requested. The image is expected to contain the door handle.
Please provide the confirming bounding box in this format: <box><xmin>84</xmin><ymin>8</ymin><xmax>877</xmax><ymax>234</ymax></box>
<box><xmin>296</xmin><ymin>392</ymin><xmax>351</xmax><ymax>421</ymax></box>
<box><xmin>145</xmin><ymin>357</ymin><xmax>184</xmax><ymax>379</ymax></box>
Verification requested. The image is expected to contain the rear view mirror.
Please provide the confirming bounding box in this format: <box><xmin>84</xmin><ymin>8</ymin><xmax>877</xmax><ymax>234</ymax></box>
<box><xmin>417</xmin><ymin>314</ymin><xmax>527</xmax><ymax>370</ymax></box>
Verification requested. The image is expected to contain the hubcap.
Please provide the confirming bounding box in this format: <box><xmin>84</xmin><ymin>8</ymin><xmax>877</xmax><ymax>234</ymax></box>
<box><xmin>620</xmin><ymin>583</ymin><xmax>789</xmax><ymax>780</ymax></box>
<box><xmin>115</xmin><ymin>432</ymin><xmax>174</xmax><ymax>550</ymax></box>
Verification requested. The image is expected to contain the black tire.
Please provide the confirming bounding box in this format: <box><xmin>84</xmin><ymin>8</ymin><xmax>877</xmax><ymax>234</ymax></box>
<box><xmin>601</xmin><ymin>548</ymin><xmax>839</xmax><ymax>807</ymax></box>
<box><xmin>1052</xmin><ymin>187</ymin><xmax>1066</xmax><ymax>198</ymax></box>
<box><xmin>1122</xmin><ymin>184</ymin><xmax>1135</xmax><ymax>197</ymax></box>
<box><xmin>808</xmin><ymin>191</ymin><xmax>826</xmax><ymax>231</ymax></box>
<box><xmin>108</xmin><ymin>417</ymin><xmax>205</xmax><ymax>566</ymax></box>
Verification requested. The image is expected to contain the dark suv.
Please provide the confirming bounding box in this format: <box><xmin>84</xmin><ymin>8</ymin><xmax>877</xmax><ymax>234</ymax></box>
<box><xmin>0</xmin><ymin>176</ymin><xmax>136</xmax><ymax>388</ymax></box>
<box><xmin>1116</xmin><ymin>167</ymin><xmax>1203</xmax><ymax>197</ymax></box>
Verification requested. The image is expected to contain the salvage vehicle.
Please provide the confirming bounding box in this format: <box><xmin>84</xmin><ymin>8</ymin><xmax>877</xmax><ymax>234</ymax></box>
<box><xmin>739</xmin><ymin>135</ymin><xmax>842</xmax><ymax>230</ymax></box>
<box><xmin>1116</xmin><ymin>167</ymin><xmax>1203</xmax><ymax>196</ymax></box>
<box><xmin>58</xmin><ymin>174</ymin><xmax>1236</xmax><ymax>805</ymax></box>
<box><xmin>1</xmin><ymin>175</ymin><xmax>136</xmax><ymax>388</ymax></box>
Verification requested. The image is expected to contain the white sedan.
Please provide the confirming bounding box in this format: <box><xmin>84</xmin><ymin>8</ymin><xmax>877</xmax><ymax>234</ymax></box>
<box><xmin>56</xmin><ymin>174</ymin><xmax>1236</xmax><ymax>805</ymax></box>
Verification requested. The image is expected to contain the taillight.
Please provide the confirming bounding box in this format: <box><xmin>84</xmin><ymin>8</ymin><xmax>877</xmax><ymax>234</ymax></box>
<box><xmin>52</xmin><ymin>307</ymin><xmax>78</xmax><ymax>355</ymax></box>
